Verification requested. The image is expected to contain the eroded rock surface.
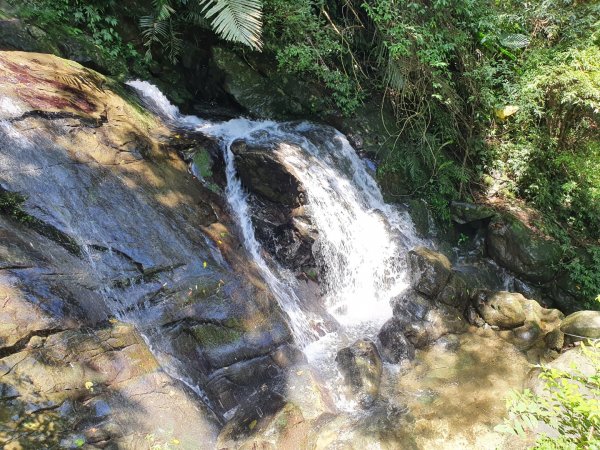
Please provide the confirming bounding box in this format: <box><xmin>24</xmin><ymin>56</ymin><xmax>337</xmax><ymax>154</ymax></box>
<box><xmin>0</xmin><ymin>51</ymin><xmax>296</xmax><ymax>447</ymax></box>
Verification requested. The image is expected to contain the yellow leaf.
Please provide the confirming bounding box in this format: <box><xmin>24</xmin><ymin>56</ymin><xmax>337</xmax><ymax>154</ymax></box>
<box><xmin>203</xmin><ymin>261</ymin><xmax>207</xmax><ymax>269</ymax></box>
<box><xmin>84</xmin><ymin>381</ymin><xmax>94</xmax><ymax>391</ymax></box>
<box><xmin>495</xmin><ymin>105</ymin><xmax>519</xmax><ymax>120</ymax></box>
<box><xmin>171</xmin><ymin>438</ymin><xmax>180</xmax><ymax>445</ymax></box>
<box><xmin>248</xmin><ymin>419</ymin><xmax>257</xmax><ymax>430</ymax></box>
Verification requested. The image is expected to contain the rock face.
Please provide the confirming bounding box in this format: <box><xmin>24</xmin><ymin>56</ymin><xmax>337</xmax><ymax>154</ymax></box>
<box><xmin>560</xmin><ymin>311</ymin><xmax>600</xmax><ymax>341</ymax></box>
<box><xmin>336</xmin><ymin>339</ymin><xmax>383</xmax><ymax>408</ymax></box>
<box><xmin>231</xmin><ymin>140</ymin><xmax>306</xmax><ymax>208</ymax></box>
<box><xmin>0</xmin><ymin>51</ymin><xmax>296</xmax><ymax>447</ymax></box>
<box><xmin>472</xmin><ymin>290</ymin><xmax>527</xmax><ymax>328</ymax></box>
<box><xmin>230</xmin><ymin>138</ymin><xmax>318</xmax><ymax>275</ymax></box>
<box><xmin>486</xmin><ymin>213</ymin><xmax>563</xmax><ymax>283</ymax></box>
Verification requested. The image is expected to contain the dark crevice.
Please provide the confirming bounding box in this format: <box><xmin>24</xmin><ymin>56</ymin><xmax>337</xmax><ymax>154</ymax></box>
<box><xmin>161</xmin><ymin>316</ymin><xmax>239</xmax><ymax>332</ymax></box>
<box><xmin>0</xmin><ymin>328</ymin><xmax>65</xmax><ymax>359</ymax></box>
<box><xmin>0</xmin><ymin>264</ymin><xmax>35</xmax><ymax>271</ymax></box>
<box><xmin>9</xmin><ymin>109</ymin><xmax>108</xmax><ymax>128</ymax></box>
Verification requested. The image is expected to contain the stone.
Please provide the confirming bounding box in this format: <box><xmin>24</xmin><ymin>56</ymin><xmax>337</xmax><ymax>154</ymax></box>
<box><xmin>211</xmin><ymin>46</ymin><xmax>312</xmax><ymax>119</ymax></box>
<box><xmin>391</xmin><ymin>289</ymin><xmax>434</xmax><ymax>321</ymax></box>
<box><xmin>544</xmin><ymin>328</ymin><xmax>565</xmax><ymax>351</ymax></box>
<box><xmin>407</xmin><ymin>247</ymin><xmax>453</xmax><ymax>298</ymax></box>
<box><xmin>231</xmin><ymin>140</ymin><xmax>306</xmax><ymax>208</ymax></box>
<box><xmin>408</xmin><ymin>199</ymin><xmax>432</xmax><ymax>237</ymax></box>
<box><xmin>378</xmin><ymin>319</ymin><xmax>416</xmax><ymax>363</ymax></box>
<box><xmin>560</xmin><ymin>310</ymin><xmax>600</xmax><ymax>341</ymax></box>
<box><xmin>465</xmin><ymin>304</ymin><xmax>486</xmax><ymax>327</ymax></box>
<box><xmin>502</xmin><ymin>321</ymin><xmax>543</xmax><ymax>350</ymax></box>
<box><xmin>336</xmin><ymin>339</ymin><xmax>383</xmax><ymax>408</ymax></box>
<box><xmin>0</xmin><ymin>19</ymin><xmax>58</xmax><ymax>54</ymax></box>
<box><xmin>486</xmin><ymin>213</ymin><xmax>564</xmax><ymax>283</ymax></box>
<box><xmin>450</xmin><ymin>202</ymin><xmax>495</xmax><ymax>225</ymax></box>
<box><xmin>0</xmin><ymin>51</ymin><xmax>297</xmax><ymax>445</ymax></box>
<box><xmin>472</xmin><ymin>290</ymin><xmax>526</xmax><ymax>328</ymax></box>
<box><xmin>528</xmin><ymin>346</ymin><xmax>596</xmax><ymax>395</ymax></box>
<box><xmin>436</xmin><ymin>273</ymin><xmax>469</xmax><ymax>310</ymax></box>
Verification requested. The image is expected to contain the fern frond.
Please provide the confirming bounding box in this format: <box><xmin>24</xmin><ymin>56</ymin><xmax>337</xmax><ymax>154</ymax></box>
<box><xmin>200</xmin><ymin>0</ymin><xmax>263</xmax><ymax>50</ymax></box>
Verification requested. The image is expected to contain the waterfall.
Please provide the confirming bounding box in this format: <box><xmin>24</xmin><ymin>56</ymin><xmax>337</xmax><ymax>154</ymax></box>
<box><xmin>128</xmin><ymin>80</ymin><xmax>422</xmax><ymax>373</ymax></box>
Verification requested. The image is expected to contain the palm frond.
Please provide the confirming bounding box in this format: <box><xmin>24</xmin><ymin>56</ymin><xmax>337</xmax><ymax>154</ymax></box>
<box><xmin>200</xmin><ymin>0</ymin><xmax>263</xmax><ymax>50</ymax></box>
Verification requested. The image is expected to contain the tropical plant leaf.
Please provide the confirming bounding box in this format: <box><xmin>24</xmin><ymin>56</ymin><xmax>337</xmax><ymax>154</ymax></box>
<box><xmin>200</xmin><ymin>0</ymin><xmax>263</xmax><ymax>50</ymax></box>
<box><xmin>500</xmin><ymin>33</ymin><xmax>530</xmax><ymax>49</ymax></box>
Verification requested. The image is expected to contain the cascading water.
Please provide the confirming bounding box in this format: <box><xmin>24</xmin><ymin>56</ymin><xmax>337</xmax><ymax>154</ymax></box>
<box><xmin>128</xmin><ymin>80</ymin><xmax>423</xmax><ymax>405</ymax></box>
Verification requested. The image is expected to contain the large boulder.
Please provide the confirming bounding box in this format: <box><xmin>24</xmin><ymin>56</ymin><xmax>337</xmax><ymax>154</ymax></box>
<box><xmin>560</xmin><ymin>311</ymin><xmax>600</xmax><ymax>341</ymax></box>
<box><xmin>472</xmin><ymin>290</ymin><xmax>527</xmax><ymax>328</ymax></box>
<box><xmin>378</xmin><ymin>319</ymin><xmax>416</xmax><ymax>363</ymax></box>
<box><xmin>336</xmin><ymin>339</ymin><xmax>383</xmax><ymax>408</ymax></box>
<box><xmin>486</xmin><ymin>213</ymin><xmax>564</xmax><ymax>283</ymax></box>
<box><xmin>407</xmin><ymin>247</ymin><xmax>453</xmax><ymax>297</ymax></box>
<box><xmin>390</xmin><ymin>287</ymin><xmax>468</xmax><ymax>349</ymax></box>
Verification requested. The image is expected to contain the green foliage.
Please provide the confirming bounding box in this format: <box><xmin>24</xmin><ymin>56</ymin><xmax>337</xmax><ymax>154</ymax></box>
<box><xmin>496</xmin><ymin>341</ymin><xmax>600</xmax><ymax>449</ymax></box>
<box><xmin>563</xmin><ymin>246</ymin><xmax>600</xmax><ymax>310</ymax></box>
<box><xmin>262</xmin><ymin>0</ymin><xmax>364</xmax><ymax>115</ymax></box>
<box><xmin>0</xmin><ymin>190</ymin><xmax>33</xmax><ymax>224</ymax></box>
<box><xmin>17</xmin><ymin>0</ymin><xmax>143</xmax><ymax>76</ymax></box>
<box><xmin>140</xmin><ymin>0</ymin><xmax>263</xmax><ymax>63</ymax></box>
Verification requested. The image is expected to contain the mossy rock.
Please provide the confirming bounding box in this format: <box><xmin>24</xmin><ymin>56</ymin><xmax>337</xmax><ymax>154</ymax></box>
<box><xmin>486</xmin><ymin>213</ymin><xmax>564</xmax><ymax>283</ymax></box>
<box><xmin>191</xmin><ymin>323</ymin><xmax>243</xmax><ymax>349</ymax></box>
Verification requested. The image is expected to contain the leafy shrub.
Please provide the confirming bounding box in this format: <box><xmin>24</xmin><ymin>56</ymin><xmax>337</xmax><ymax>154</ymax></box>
<box><xmin>15</xmin><ymin>0</ymin><xmax>144</xmax><ymax>76</ymax></box>
<box><xmin>496</xmin><ymin>341</ymin><xmax>600</xmax><ymax>449</ymax></box>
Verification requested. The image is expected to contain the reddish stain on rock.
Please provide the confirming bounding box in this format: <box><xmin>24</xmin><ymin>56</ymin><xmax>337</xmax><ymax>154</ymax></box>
<box><xmin>0</xmin><ymin>57</ymin><xmax>98</xmax><ymax>114</ymax></box>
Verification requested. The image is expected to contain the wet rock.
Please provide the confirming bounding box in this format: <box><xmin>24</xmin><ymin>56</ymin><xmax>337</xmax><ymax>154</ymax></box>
<box><xmin>391</xmin><ymin>289</ymin><xmax>434</xmax><ymax>321</ymax></box>
<box><xmin>560</xmin><ymin>310</ymin><xmax>600</xmax><ymax>341</ymax></box>
<box><xmin>229</xmin><ymin>138</ymin><xmax>317</xmax><ymax>273</ymax></box>
<box><xmin>407</xmin><ymin>247</ymin><xmax>452</xmax><ymax>298</ymax></box>
<box><xmin>378</xmin><ymin>319</ymin><xmax>416</xmax><ymax>363</ymax></box>
<box><xmin>433</xmin><ymin>334</ymin><xmax>461</xmax><ymax>352</ymax></box>
<box><xmin>436</xmin><ymin>273</ymin><xmax>469</xmax><ymax>310</ymax></box>
<box><xmin>231</xmin><ymin>140</ymin><xmax>306</xmax><ymax>208</ymax></box>
<box><xmin>391</xmin><ymin>288</ymin><xmax>467</xmax><ymax>348</ymax></box>
<box><xmin>500</xmin><ymin>321</ymin><xmax>543</xmax><ymax>350</ymax></box>
<box><xmin>211</xmin><ymin>46</ymin><xmax>312</xmax><ymax>119</ymax></box>
<box><xmin>465</xmin><ymin>304</ymin><xmax>486</xmax><ymax>327</ymax></box>
<box><xmin>450</xmin><ymin>202</ymin><xmax>495</xmax><ymax>225</ymax></box>
<box><xmin>408</xmin><ymin>199</ymin><xmax>433</xmax><ymax>237</ymax></box>
<box><xmin>336</xmin><ymin>339</ymin><xmax>383</xmax><ymax>408</ymax></box>
<box><xmin>0</xmin><ymin>50</ymin><xmax>296</xmax><ymax>444</ymax></box>
<box><xmin>473</xmin><ymin>290</ymin><xmax>527</xmax><ymax>329</ymax></box>
<box><xmin>486</xmin><ymin>213</ymin><xmax>563</xmax><ymax>283</ymax></box>
<box><xmin>217</xmin><ymin>386</ymin><xmax>286</xmax><ymax>443</ymax></box>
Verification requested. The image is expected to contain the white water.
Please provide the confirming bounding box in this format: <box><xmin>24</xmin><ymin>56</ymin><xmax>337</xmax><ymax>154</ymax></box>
<box><xmin>128</xmin><ymin>80</ymin><xmax>422</xmax><ymax>398</ymax></box>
